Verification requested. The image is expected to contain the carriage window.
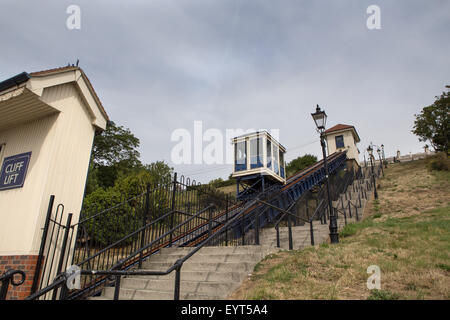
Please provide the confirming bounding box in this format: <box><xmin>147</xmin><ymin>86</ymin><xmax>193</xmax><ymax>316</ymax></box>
<box><xmin>279</xmin><ymin>150</ymin><xmax>285</xmax><ymax>178</ymax></box>
<box><xmin>273</xmin><ymin>144</ymin><xmax>279</xmax><ymax>175</ymax></box>
<box><xmin>250</xmin><ymin>137</ymin><xmax>263</xmax><ymax>169</ymax></box>
<box><xmin>335</xmin><ymin>135</ymin><xmax>344</xmax><ymax>149</ymax></box>
<box><xmin>266</xmin><ymin>139</ymin><xmax>272</xmax><ymax>170</ymax></box>
<box><xmin>235</xmin><ymin>141</ymin><xmax>247</xmax><ymax>171</ymax></box>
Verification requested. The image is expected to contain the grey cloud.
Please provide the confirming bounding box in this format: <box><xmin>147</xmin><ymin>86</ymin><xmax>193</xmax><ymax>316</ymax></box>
<box><xmin>1</xmin><ymin>0</ymin><xmax>449</xmax><ymax>182</ymax></box>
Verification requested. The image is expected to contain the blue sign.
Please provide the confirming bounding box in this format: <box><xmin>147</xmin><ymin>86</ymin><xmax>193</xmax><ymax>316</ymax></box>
<box><xmin>0</xmin><ymin>152</ymin><xmax>32</xmax><ymax>191</ymax></box>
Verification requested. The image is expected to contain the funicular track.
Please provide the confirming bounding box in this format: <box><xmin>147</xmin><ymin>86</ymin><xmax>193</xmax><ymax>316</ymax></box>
<box><xmin>186</xmin><ymin>151</ymin><xmax>347</xmax><ymax>247</ymax></box>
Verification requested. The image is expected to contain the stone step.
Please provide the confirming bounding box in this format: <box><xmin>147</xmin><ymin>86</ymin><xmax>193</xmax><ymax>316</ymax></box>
<box><xmin>159</xmin><ymin>245</ymin><xmax>276</xmax><ymax>256</ymax></box>
<box><xmin>103</xmin><ymin>287</ymin><xmax>224</xmax><ymax>300</ymax></box>
<box><xmin>120</xmin><ymin>277</ymin><xmax>240</xmax><ymax>294</ymax></box>
<box><xmin>141</xmin><ymin>261</ymin><xmax>257</xmax><ymax>273</ymax></box>
<box><xmin>148</xmin><ymin>252</ymin><xmax>264</xmax><ymax>264</ymax></box>
<box><xmin>128</xmin><ymin>270</ymin><xmax>246</xmax><ymax>283</ymax></box>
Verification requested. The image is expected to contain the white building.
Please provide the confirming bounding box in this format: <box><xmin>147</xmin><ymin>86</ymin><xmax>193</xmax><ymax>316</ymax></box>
<box><xmin>0</xmin><ymin>66</ymin><xmax>108</xmax><ymax>298</ymax></box>
<box><xmin>323</xmin><ymin>124</ymin><xmax>361</xmax><ymax>166</ymax></box>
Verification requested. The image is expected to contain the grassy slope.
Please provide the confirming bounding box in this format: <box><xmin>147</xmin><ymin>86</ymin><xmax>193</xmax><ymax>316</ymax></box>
<box><xmin>228</xmin><ymin>159</ymin><xmax>450</xmax><ymax>300</ymax></box>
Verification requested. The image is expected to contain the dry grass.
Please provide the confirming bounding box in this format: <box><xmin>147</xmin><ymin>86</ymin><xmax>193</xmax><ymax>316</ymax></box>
<box><xmin>228</xmin><ymin>159</ymin><xmax>450</xmax><ymax>300</ymax></box>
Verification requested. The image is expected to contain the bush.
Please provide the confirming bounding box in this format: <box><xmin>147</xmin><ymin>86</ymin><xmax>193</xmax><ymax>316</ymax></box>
<box><xmin>81</xmin><ymin>187</ymin><xmax>139</xmax><ymax>247</ymax></box>
<box><xmin>427</xmin><ymin>152</ymin><xmax>450</xmax><ymax>171</ymax></box>
<box><xmin>81</xmin><ymin>169</ymin><xmax>172</xmax><ymax>247</ymax></box>
<box><xmin>367</xmin><ymin>289</ymin><xmax>400</xmax><ymax>300</ymax></box>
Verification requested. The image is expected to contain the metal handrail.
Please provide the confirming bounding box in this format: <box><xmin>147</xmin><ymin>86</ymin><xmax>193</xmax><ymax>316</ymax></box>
<box><xmin>0</xmin><ymin>269</ymin><xmax>26</xmax><ymax>300</ymax></box>
<box><xmin>27</xmin><ymin>199</ymin><xmax>251</xmax><ymax>300</ymax></box>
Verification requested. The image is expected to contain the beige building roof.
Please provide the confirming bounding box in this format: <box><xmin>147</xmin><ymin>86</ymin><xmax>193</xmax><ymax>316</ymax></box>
<box><xmin>324</xmin><ymin>124</ymin><xmax>361</xmax><ymax>142</ymax></box>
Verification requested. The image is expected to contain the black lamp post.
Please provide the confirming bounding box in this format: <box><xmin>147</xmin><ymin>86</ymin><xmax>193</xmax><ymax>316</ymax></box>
<box><xmin>311</xmin><ymin>105</ymin><xmax>339</xmax><ymax>244</ymax></box>
<box><xmin>367</xmin><ymin>145</ymin><xmax>378</xmax><ymax>199</ymax></box>
<box><xmin>377</xmin><ymin>148</ymin><xmax>384</xmax><ymax>177</ymax></box>
<box><xmin>381</xmin><ymin>144</ymin><xmax>387</xmax><ymax>168</ymax></box>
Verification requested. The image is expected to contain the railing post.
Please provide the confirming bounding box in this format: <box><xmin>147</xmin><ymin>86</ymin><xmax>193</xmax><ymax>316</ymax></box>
<box><xmin>225</xmin><ymin>196</ymin><xmax>229</xmax><ymax>246</ymax></box>
<box><xmin>358</xmin><ymin>192</ymin><xmax>362</xmax><ymax>208</ymax></box>
<box><xmin>241</xmin><ymin>211</ymin><xmax>245</xmax><ymax>246</ymax></box>
<box><xmin>52</xmin><ymin>213</ymin><xmax>73</xmax><ymax>300</ymax></box>
<box><xmin>0</xmin><ymin>276</ymin><xmax>9</xmax><ymax>300</ymax></box>
<box><xmin>310</xmin><ymin>220</ymin><xmax>314</xmax><ymax>246</ymax></box>
<box><xmin>355</xmin><ymin>205</ymin><xmax>360</xmax><ymax>221</ymax></box>
<box><xmin>58</xmin><ymin>274</ymin><xmax>69</xmax><ymax>300</ymax></box>
<box><xmin>208</xmin><ymin>206</ymin><xmax>213</xmax><ymax>239</ymax></box>
<box><xmin>139</xmin><ymin>184</ymin><xmax>151</xmax><ymax>269</ymax></box>
<box><xmin>31</xmin><ymin>195</ymin><xmax>55</xmax><ymax>294</ymax></box>
<box><xmin>255</xmin><ymin>210</ymin><xmax>260</xmax><ymax>245</ymax></box>
<box><xmin>287</xmin><ymin>215</ymin><xmax>293</xmax><ymax>250</ymax></box>
<box><xmin>348</xmin><ymin>201</ymin><xmax>352</xmax><ymax>219</ymax></box>
<box><xmin>174</xmin><ymin>260</ymin><xmax>182</xmax><ymax>300</ymax></box>
<box><xmin>276</xmin><ymin>224</ymin><xmax>280</xmax><ymax>248</ymax></box>
<box><xmin>114</xmin><ymin>275</ymin><xmax>121</xmax><ymax>300</ymax></box>
<box><xmin>169</xmin><ymin>173</ymin><xmax>177</xmax><ymax>248</ymax></box>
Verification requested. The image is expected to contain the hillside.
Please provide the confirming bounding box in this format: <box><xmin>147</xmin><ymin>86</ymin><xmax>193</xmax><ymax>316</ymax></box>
<box><xmin>228</xmin><ymin>158</ymin><xmax>450</xmax><ymax>300</ymax></box>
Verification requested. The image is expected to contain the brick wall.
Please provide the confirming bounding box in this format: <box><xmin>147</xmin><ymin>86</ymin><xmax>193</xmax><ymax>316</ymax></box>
<box><xmin>0</xmin><ymin>255</ymin><xmax>39</xmax><ymax>300</ymax></box>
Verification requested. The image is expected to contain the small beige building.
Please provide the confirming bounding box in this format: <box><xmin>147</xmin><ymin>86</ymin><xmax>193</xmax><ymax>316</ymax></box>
<box><xmin>323</xmin><ymin>124</ymin><xmax>361</xmax><ymax>166</ymax></box>
<box><xmin>0</xmin><ymin>66</ymin><xmax>108</xmax><ymax>299</ymax></box>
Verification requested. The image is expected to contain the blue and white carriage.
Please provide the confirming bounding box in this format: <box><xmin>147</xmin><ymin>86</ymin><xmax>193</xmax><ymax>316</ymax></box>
<box><xmin>231</xmin><ymin>131</ymin><xmax>286</xmax><ymax>200</ymax></box>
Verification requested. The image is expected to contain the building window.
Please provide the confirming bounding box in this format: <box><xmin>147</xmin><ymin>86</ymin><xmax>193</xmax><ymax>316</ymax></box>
<box><xmin>266</xmin><ymin>139</ymin><xmax>272</xmax><ymax>170</ymax></box>
<box><xmin>273</xmin><ymin>144</ymin><xmax>279</xmax><ymax>175</ymax></box>
<box><xmin>279</xmin><ymin>150</ymin><xmax>285</xmax><ymax>178</ymax></box>
<box><xmin>235</xmin><ymin>141</ymin><xmax>247</xmax><ymax>171</ymax></box>
<box><xmin>250</xmin><ymin>137</ymin><xmax>263</xmax><ymax>169</ymax></box>
<box><xmin>335</xmin><ymin>135</ymin><xmax>345</xmax><ymax>149</ymax></box>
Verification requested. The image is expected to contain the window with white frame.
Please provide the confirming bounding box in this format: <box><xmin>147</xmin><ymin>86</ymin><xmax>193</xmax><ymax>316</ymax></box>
<box><xmin>335</xmin><ymin>135</ymin><xmax>345</xmax><ymax>149</ymax></box>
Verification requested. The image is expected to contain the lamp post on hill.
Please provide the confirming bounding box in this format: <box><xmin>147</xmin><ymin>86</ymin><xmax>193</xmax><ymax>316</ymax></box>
<box><xmin>381</xmin><ymin>144</ymin><xmax>387</xmax><ymax>168</ymax></box>
<box><xmin>367</xmin><ymin>145</ymin><xmax>378</xmax><ymax>199</ymax></box>
<box><xmin>311</xmin><ymin>105</ymin><xmax>339</xmax><ymax>244</ymax></box>
<box><xmin>377</xmin><ymin>148</ymin><xmax>384</xmax><ymax>177</ymax></box>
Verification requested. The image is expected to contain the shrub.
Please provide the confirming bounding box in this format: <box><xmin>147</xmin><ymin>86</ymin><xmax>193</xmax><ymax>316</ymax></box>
<box><xmin>427</xmin><ymin>152</ymin><xmax>450</xmax><ymax>171</ymax></box>
<box><xmin>81</xmin><ymin>187</ymin><xmax>139</xmax><ymax>247</ymax></box>
<box><xmin>80</xmin><ymin>170</ymin><xmax>172</xmax><ymax>247</ymax></box>
<box><xmin>367</xmin><ymin>289</ymin><xmax>400</xmax><ymax>300</ymax></box>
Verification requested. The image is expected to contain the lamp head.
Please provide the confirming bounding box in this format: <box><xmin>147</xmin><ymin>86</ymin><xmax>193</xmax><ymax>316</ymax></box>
<box><xmin>311</xmin><ymin>104</ymin><xmax>327</xmax><ymax>132</ymax></box>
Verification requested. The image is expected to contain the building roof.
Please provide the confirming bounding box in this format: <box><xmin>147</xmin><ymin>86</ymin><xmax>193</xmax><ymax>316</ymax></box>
<box><xmin>324</xmin><ymin>124</ymin><xmax>361</xmax><ymax>142</ymax></box>
<box><xmin>0</xmin><ymin>65</ymin><xmax>108</xmax><ymax>121</ymax></box>
<box><xmin>29</xmin><ymin>65</ymin><xmax>109</xmax><ymax>121</ymax></box>
<box><xmin>232</xmin><ymin>130</ymin><xmax>286</xmax><ymax>152</ymax></box>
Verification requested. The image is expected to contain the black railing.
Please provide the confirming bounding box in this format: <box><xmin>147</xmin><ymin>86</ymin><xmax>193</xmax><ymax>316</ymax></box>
<box><xmin>27</xmin><ymin>152</ymin><xmax>357</xmax><ymax>300</ymax></box>
<box><xmin>28</xmin><ymin>173</ymin><xmax>237</xmax><ymax>300</ymax></box>
<box><xmin>0</xmin><ymin>270</ymin><xmax>26</xmax><ymax>300</ymax></box>
<box><xmin>26</xmin><ymin>198</ymin><xmax>251</xmax><ymax>301</ymax></box>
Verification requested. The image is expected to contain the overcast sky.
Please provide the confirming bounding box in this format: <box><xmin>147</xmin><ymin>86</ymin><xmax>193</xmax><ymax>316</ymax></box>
<box><xmin>1</xmin><ymin>0</ymin><xmax>449</xmax><ymax>183</ymax></box>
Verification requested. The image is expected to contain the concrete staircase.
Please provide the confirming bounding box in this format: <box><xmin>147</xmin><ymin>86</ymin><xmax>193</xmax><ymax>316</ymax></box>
<box><xmin>91</xmin><ymin>245</ymin><xmax>279</xmax><ymax>300</ymax></box>
<box><xmin>91</xmin><ymin>177</ymin><xmax>372</xmax><ymax>300</ymax></box>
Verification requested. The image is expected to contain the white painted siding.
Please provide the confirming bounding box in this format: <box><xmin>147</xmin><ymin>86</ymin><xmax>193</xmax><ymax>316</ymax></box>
<box><xmin>0</xmin><ymin>82</ymin><xmax>97</xmax><ymax>255</ymax></box>
<box><xmin>0</xmin><ymin>115</ymin><xmax>58</xmax><ymax>255</ymax></box>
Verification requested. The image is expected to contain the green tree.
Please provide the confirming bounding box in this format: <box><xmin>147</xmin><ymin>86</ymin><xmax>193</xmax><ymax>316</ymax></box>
<box><xmin>87</xmin><ymin>121</ymin><xmax>143</xmax><ymax>191</ymax></box>
<box><xmin>286</xmin><ymin>154</ymin><xmax>318</xmax><ymax>177</ymax></box>
<box><xmin>412</xmin><ymin>86</ymin><xmax>449</xmax><ymax>153</ymax></box>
